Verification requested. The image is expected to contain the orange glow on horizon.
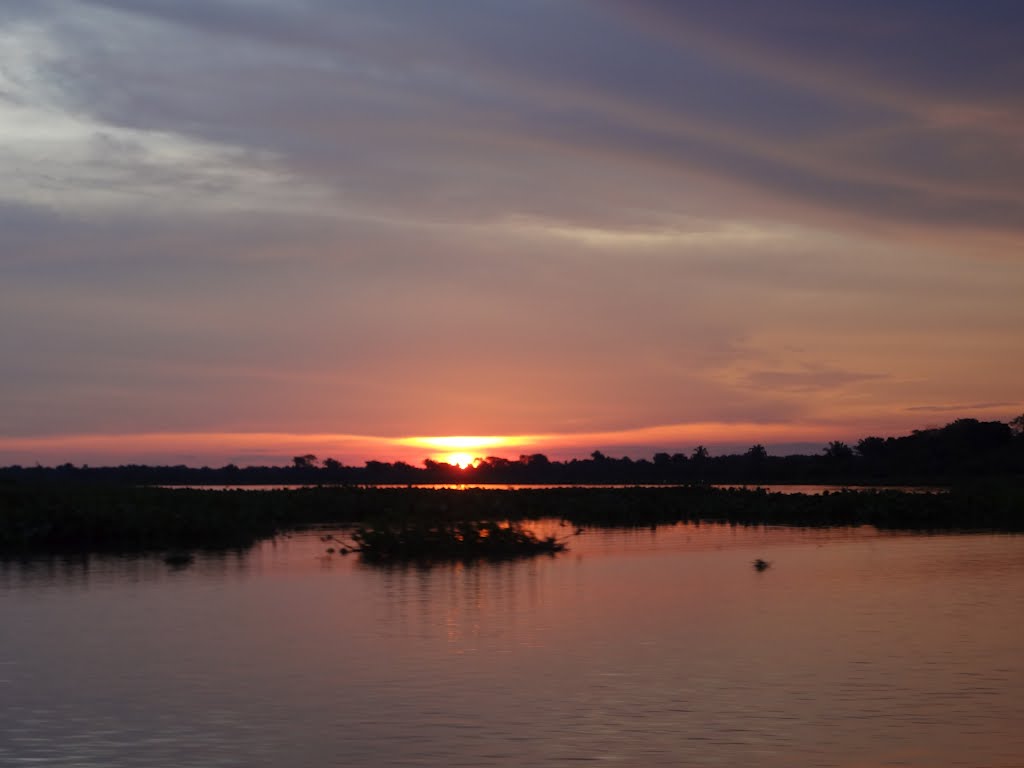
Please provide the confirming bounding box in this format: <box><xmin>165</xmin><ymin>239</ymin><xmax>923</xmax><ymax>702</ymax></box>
<box><xmin>396</xmin><ymin>435</ymin><xmax>526</xmax><ymax>452</ymax></box>
<box><xmin>398</xmin><ymin>435</ymin><xmax>528</xmax><ymax>468</ymax></box>
<box><xmin>440</xmin><ymin>452</ymin><xmax>477</xmax><ymax>469</ymax></box>
<box><xmin>2</xmin><ymin>410</ymin><xmax>1010</xmax><ymax>467</ymax></box>
<box><xmin>0</xmin><ymin>423</ymin><xmax>869</xmax><ymax>467</ymax></box>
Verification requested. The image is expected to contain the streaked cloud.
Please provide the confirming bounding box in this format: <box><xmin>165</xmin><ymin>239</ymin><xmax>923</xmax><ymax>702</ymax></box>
<box><xmin>0</xmin><ymin>18</ymin><xmax>337</xmax><ymax>216</ymax></box>
<box><xmin>905</xmin><ymin>402</ymin><xmax>1021</xmax><ymax>414</ymax></box>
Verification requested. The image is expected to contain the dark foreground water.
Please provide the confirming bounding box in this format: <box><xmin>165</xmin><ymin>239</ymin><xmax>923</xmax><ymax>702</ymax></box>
<box><xmin>2</xmin><ymin>523</ymin><xmax>1022</xmax><ymax>767</ymax></box>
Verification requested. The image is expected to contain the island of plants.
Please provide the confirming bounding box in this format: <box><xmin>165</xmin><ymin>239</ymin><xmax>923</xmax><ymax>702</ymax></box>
<box><xmin>333</xmin><ymin>520</ymin><xmax>566</xmax><ymax>564</ymax></box>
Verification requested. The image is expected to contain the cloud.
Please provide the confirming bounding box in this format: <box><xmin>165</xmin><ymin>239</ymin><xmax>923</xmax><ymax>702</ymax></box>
<box><xmin>0</xmin><ymin>17</ymin><xmax>338</xmax><ymax>216</ymax></box>
<box><xmin>741</xmin><ymin>367</ymin><xmax>887</xmax><ymax>393</ymax></box>
<box><xmin>905</xmin><ymin>402</ymin><xmax>1020</xmax><ymax>414</ymax></box>
<box><xmin>14</xmin><ymin>0</ymin><xmax>1018</xmax><ymax>240</ymax></box>
<box><xmin>602</xmin><ymin>1</ymin><xmax>1024</xmax><ymax>118</ymax></box>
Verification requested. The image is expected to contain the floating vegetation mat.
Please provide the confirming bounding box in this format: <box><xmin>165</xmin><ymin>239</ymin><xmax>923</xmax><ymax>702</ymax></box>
<box><xmin>346</xmin><ymin>521</ymin><xmax>566</xmax><ymax>564</ymax></box>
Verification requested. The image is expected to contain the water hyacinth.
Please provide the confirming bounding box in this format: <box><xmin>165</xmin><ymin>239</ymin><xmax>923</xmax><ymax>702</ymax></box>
<box><xmin>348</xmin><ymin>520</ymin><xmax>566</xmax><ymax>564</ymax></box>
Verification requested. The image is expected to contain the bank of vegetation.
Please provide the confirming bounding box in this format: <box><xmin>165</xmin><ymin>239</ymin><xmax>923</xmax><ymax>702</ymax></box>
<box><xmin>1</xmin><ymin>482</ymin><xmax>1022</xmax><ymax>561</ymax></box>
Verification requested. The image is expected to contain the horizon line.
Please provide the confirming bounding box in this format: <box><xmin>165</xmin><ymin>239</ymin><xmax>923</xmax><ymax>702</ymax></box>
<box><xmin>0</xmin><ymin>414</ymin><xmax>1017</xmax><ymax>467</ymax></box>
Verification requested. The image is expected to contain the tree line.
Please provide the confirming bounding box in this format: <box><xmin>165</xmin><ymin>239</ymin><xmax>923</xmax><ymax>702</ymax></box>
<box><xmin>2</xmin><ymin>416</ymin><xmax>1022</xmax><ymax>487</ymax></box>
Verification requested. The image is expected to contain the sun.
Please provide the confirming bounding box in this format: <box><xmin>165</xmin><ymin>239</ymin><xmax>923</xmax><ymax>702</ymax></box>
<box><xmin>442</xmin><ymin>452</ymin><xmax>477</xmax><ymax>469</ymax></box>
<box><xmin>396</xmin><ymin>435</ymin><xmax>528</xmax><ymax>467</ymax></box>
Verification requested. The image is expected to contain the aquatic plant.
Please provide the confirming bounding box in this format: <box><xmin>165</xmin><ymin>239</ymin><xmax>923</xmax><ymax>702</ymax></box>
<box><xmin>346</xmin><ymin>520</ymin><xmax>566</xmax><ymax>564</ymax></box>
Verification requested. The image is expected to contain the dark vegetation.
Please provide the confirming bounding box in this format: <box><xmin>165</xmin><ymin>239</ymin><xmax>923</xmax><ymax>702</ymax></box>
<box><xmin>2</xmin><ymin>482</ymin><xmax>1022</xmax><ymax>561</ymax></box>
<box><xmin>1</xmin><ymin>417</ymin><xmax>1022</xmax><ymax>560</ymax></box>
<box><xmin>344</xmin><ymin>521</ymin><xmax>566</xmax><ymax>564</ymax></box>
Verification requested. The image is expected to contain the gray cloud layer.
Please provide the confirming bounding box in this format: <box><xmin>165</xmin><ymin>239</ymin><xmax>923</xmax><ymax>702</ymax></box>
<box><xmin>12</xmin><ymin>0</ymin><xmax>1023</xmax><ymax>234</ymax></box>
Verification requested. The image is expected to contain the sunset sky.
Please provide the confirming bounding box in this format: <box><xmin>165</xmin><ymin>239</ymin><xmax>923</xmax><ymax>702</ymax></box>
<box><xmin>2</xmin><ymin>1</ymin><xmax>1023</xmax><ymax>467</ymax></box>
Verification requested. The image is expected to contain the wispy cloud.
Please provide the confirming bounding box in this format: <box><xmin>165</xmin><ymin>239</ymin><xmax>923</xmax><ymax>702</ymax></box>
<box><xmin>0</xmin><ymin>19</ymin><xmax>337</xmax><ymax>215</ymax></box>
<box><xmin>906</xmin><ymin>402</ymin><xmax>1020</xmax><ymax>414</ymax></box>
<box><xmin>23</xmin><ymin>0</ymin><xmax>1024</xmax><ymax>238</ymax></box>
<box><xmin>741</xmin><ymin>368</ymin><xmax>887</xmax><ymax>393</ymax></box>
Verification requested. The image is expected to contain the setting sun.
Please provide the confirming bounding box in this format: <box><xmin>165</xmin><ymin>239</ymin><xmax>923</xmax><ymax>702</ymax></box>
<box><xmin>398</xmin><ymin>436</ymin><xmax>517</xmax><ymax>451</ymax></box>
<box><xmin>441</xmin><ymin>452</ymin><xmax>477</xmax><ymax>468</ymax></box>
<box><xmin>396</xmin><ymin>435</ymin><xmax>526</xmax><ymax>469</ymax></box>
<box><xmin>395</xmin><ymin>435</ymin><xmax>532</xmax><ymax>468</ymax></box>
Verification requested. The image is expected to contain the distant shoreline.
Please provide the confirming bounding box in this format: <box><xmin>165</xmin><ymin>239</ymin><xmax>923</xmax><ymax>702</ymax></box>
<box><xmin>3</xmin><ymin>416</ymin><xmax>1020</xmax><ymax>488</ymax></box>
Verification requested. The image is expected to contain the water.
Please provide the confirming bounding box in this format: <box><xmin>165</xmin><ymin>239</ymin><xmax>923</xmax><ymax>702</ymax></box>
<box><xmin>161</xmin><ymin>484</ymin><xmax>945</xmax><ymax>493</ymax></box>
<box><xmin>2</xmin><ymin>523</ymin><xmax>1022</xmax><ymax>767</ymax></box>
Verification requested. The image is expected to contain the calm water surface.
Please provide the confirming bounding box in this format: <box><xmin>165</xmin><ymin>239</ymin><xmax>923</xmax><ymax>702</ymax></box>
<box><xmin>2</xmin><ymin>523</ymin><xmax>1022</xmax><ymax>767</ymax></box>
<box><xmin>162</xmin><ymin>484</ymin><xmax>945</xmax><ymax>493</ymax></box>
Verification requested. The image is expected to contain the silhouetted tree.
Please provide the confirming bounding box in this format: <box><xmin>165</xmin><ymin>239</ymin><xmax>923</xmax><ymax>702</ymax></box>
<box><xmin>824</xmin><ymin>441</ymin><xmax>854</xmax><ymax>460</ymax></box>
<box><xmin>690</xmin><ymin>445</ymin><xmax>709</xmax><ymax>484</ymax></box>
<box><xmin>519</xmin><ymin>453</ymin><xmax>550</xmax><ymax>468</ymax></box>
<box><xmin>855</xmin><ymin>436</ymin><xmax>886</xmax><ymax>458</ymax></box>
<box><xmin>292</xmin><ymin>454</ymin><xmax>318</xmax><ymax>470</ymax></box>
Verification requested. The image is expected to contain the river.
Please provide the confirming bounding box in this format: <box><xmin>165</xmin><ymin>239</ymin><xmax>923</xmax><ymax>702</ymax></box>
<box><xmin>2</xmin><ymin>522</ymin><xmax>1022</xmax><ymax>767</ymax></box>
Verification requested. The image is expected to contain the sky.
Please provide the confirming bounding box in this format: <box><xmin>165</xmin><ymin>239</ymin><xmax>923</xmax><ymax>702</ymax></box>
<box><xmin>2</xmin><ymin>0</ymin><xmax>1023</xmax><ymax>467</ymax></box>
